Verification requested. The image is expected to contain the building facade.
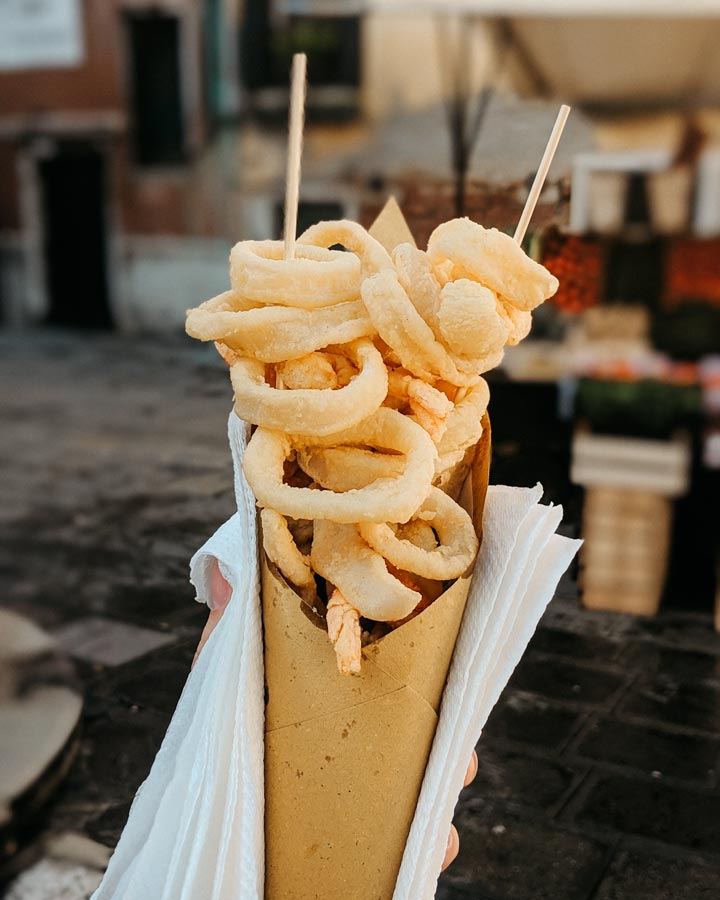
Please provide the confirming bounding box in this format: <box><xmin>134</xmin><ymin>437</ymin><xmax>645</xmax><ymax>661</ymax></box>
<box><xmin>0</xmin><ymin>1</ymin><xmax>571</xmax><ymax>331</ymax></box>
<box><xmin>0</xmin><ymin>0</ymin><xmax>244</xmax><ymax>330</ymax></box>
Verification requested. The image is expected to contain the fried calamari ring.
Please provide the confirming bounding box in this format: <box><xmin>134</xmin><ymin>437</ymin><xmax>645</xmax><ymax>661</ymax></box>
<box><xmin>296</xmin><ymin>446</ymin><xmax>405</xmax><ymax>492</ymax></box>
<box><xmin>427</xmin><ymin>218</ymin><xmax>559</xmax><ymax>312</ymax></box>
<box><xmin>358</xmin><ymin>487</ymin><xmax>478</xmax><ymax>580</ymax></box>
<box><xmin>186</xmin><ymin>290</ymin><xmax>259</xmax><ymax>339</ymax></box>
<box><xmin>498</xmin><ymin>300</ymin><xmax>532</xmax><ymax>346</ymax></box>
<box><xmin>242</xmin><ymin>408</ymin><xmax>436</xmax><ymax>524</ymax></box>
<box><xmin>361</xmin><ymin>269</ymin><xmax>479</xmax><ymax>387</ymax></box>
<box><xmin>451</xmin><ymin>345</ymin><xmax>506</xmax><ymax>378</ymax></box>
<box><xmin>392</xmin><ymin>244</ymin><xmax>443</xmax><ymax>341</ymax></box>
<box><xmin>437</xmin><ymin>280</ymin><xmax>511</xmax><ymax>359</ymax></box>
<box><xmin>230</xmin><ymin>339</ymin><xmax>387</xmax><ymax>435</ymax></box>
<box><xmin>230</xmin><ymin>240</ymin><xmax>360</xmax><ymax>307</ymax></box>
<box><xmin>311</xmin><ymin>520</ymin><xmax>421</xmax><ymax>622</ymax></box>
<box><xmin>435</xmin><ymin>378</ymin><xmax>490</xmax><ymax>476</ymax></box>
<box><xmin>260</xmin><ymin>508</ymin><xmax>314</xmax><ymax>588</ymax></box>
<box><xmin>186</xmin><ymin>293</ymin><xmax>374</xmax><ymax>363</ymax></box>
<box><xmin>298</xmin><ymin>220</ymin><xmax>393</xmax><ymax>277</ymax></box>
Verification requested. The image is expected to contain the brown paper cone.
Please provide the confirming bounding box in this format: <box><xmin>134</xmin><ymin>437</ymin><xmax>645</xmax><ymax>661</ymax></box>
<box><xmin>264</xmin><ymin>418</ymin><xmax>491</xmax><ymax>900</ymax></box>
<box><xmin>367</xmin><ymin>195</ymin><xmax>417</xmax><ymax>253</ymax></box>
<box><xmin>264</xmin><ymin>200</ymin><xmax>491</xmax><ymax>898</ymax></box>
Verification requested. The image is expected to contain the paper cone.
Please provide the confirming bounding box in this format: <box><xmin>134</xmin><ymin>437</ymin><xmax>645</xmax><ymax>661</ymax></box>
<box><xmin>367</xmin><ymin>195</ymin><xmax>417</xmax><ymax>253</ymax></box>
<box><xmin>264</xmin><ymin>418</ymin><xmax>491</xmax><ymax>900</ymax></box>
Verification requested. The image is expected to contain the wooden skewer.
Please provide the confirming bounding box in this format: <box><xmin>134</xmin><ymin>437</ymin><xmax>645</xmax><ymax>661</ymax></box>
<box><xmin>513</xmin><ymin>104</ymin><xmax>571</xmax><ymax>245</ymax></box>
<box><xmin>283</xmin><ymin>53</ymin><xmax>308</xmax><ymax>260</ymax></box>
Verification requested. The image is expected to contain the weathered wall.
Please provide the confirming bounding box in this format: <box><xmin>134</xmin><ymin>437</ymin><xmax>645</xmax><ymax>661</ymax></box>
<box><xmin>0</xmin><ymin>0</ymin><xmax>208</xmax><ymax>238</ymax></box>
<box><xmin>116</xmin><ymin>236</ymin><xmax>230</xmax><ymax>331</ymax></box>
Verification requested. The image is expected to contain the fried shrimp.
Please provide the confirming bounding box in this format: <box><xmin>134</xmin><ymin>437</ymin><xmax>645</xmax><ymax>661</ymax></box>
<box><xmin>275</xmin><ymin>353</ymin><xmax>338</xmax><ymax>390</ymax></box>
<box><xmin>326</xmin><ymin>588</ymin><xmax>362</xmax><ymax>675</ymax></box>
<box><xmin>214</xmin><ymin>340</ymin><xmax>240</xmax><ymax>367</ymax></box>
<box><xmin>387</xmin><ymin>369</ymin><xmax>454</xmax><ymax>442</ymax></box>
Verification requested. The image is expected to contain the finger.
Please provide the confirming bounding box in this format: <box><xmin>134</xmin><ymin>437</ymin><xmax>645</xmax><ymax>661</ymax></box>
<box><xmin>441</xmin><ymin>825</ymin><xmax>459</xmax><ymax>871</ymax></box>
<box><xmin>191</xmin><ymin>607</ymin><xmax>225</xmax><ymax>669</ymax></box>
<box><xmin>464</xmin><ymin>750</ymin><xmax>478</xmax><ymax>787</ymax></box>
<box><xmin>210</xmin><ymin>558</ymin><xmax>233</xmax><ymax>610</ymax></box>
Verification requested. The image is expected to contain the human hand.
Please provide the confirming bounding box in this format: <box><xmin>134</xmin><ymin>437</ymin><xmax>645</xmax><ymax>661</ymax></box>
<box><xmin>191</xmin><ymin>559</ymin><xmax>232</xmax><ymax>668</ymax></box>
<box><xmin>441</xmin><ymin>750</ymin><xmax>478</xmax><ymax>871</ymax></box>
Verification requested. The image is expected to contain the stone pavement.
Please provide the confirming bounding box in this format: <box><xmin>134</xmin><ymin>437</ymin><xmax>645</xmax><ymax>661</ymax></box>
<box><xmin>2</xmin><ymin>332</ymin><xmax>720</xmax><ymax>899</ymax></box>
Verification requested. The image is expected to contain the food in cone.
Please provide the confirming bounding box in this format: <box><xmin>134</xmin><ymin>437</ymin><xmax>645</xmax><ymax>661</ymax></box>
<box><xmin>185</xmin><ymin>205</ymin><xmax>559</xmax><ymax>898</ymax></box>
<box><xmin>186</xmin><ymin>214</ymin><xmax>557</xmax><ymax>674</ymax></box>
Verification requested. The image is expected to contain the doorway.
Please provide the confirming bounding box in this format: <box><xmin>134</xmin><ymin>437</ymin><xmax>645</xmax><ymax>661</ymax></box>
<box><xmin>39</xmin><ymin>142</ymin><xmax>113</xmax><ymax>329</ymax></box>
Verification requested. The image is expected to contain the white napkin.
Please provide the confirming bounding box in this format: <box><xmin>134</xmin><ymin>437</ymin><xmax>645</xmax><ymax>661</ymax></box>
<box><xmin>93</xmin><ymin>416</ymin><xmax>265</xmax><ymax>900</ymax></box>
<box><xmin>93</xmin><ymin>413</ymin><xmax>580</xmax><ymax>900</ymax></box>
<box><xmin>394</xmin><ymin>486</ymin><xmax>581</xmax><ymax>900</ymax></box>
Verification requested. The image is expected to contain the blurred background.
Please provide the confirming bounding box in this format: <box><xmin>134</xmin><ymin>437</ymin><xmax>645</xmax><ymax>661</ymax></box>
<box><xmin>2</xmin><ymin>1</ymin><xmax>720</xmax><ymax>898</ymax></box>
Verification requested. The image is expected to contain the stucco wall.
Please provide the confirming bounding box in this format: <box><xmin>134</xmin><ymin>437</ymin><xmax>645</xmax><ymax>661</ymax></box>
<box><xmin>116</xmin><ymin>236</ymin><xmax>230</xmax><ymax>331</ymax></box>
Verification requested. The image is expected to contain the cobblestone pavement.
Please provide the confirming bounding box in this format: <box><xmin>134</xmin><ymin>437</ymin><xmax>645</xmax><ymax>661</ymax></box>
<box><xmin>2</xmin><ymin>332</ymin><xmax>720</xmax><ymax>899</ymax></box>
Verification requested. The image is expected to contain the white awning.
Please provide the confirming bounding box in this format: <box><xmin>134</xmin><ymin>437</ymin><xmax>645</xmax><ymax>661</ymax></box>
<box><xmin>372</xmin><ymin>0</ymin><xmax>720</xmax><ymax>14</ymax></box>
<box><xmin>510</xmin><ymin>18</ymin><xmax>720</xmax><ymax>106</ymax></box>
<box><xmin>276</xmin><ymin>1</ymin><xmax>720</xmax><ymax>16</ymax></box>
<box><xmin>273</xmin><ymin>2</ymin><xmax>720</xmax><ymax>106</ymax></box>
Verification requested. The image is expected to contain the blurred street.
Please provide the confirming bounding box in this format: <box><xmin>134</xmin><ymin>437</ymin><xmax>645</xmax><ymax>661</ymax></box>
<box><xmin>2</xmin><ymin>332</ymin><xmax>719</xmax><ymax>899</ymax></box>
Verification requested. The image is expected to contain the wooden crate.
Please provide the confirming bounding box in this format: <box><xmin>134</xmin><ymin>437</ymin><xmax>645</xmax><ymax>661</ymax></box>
<box><xmin>580</xmin><ymin>585</ymin><xmax>669</xmax><ymax>617</ymax></box>
<box><xmin>579</xmin><ymin>486</ymin><xmax>673</xmax><ymax>616</ymax></box>
<box><xmin>572</xmin><ymin>430</ymin><xmax>690</xmax><ymax>617</ymax></box>
<box><xmin>571</xmin><ymin>432</ymin><xmax>690</xmax><ymax>497</ymax></box>
<box><xmin>583</xmin><ymin>486</ymin><xmax>672</xmax><ymax>519</ymax></box>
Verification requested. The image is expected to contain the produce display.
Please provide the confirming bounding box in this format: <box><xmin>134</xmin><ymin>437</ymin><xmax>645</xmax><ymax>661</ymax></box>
<box><xmin>542</xmin><ymin>229</ymin><xmax>602</xmax><ymax>314</ymax></box>
<box><xmin>664</xmin><ymin>237</ymin><xmax>720</xmax><ymax>307</ymax></box>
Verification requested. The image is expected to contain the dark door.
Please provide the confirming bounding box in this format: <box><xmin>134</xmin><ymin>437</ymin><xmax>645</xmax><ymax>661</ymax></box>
<box><xmin>39</xmin><ymin>143</ymin><xmax>112</xmax><ymax>329</ymax></box>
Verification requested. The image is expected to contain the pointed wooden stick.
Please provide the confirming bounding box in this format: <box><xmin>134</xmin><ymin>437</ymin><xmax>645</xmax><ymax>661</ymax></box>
<box><xmin>514</xmin><ymin>104</ymin><xmax>571</xmax><ymax>245</ymax></box>
<box><xmin>283</xmin><ymin>53</ymin><xmax>307</xmax><ymax>260</ymax></box>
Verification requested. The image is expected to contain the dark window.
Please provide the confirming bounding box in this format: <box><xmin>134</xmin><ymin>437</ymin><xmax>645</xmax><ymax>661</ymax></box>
<box><xmin>203</xmin><ymin>0</ymin><xmax>223</xmax><ymax>126</ymax></box>
<box><xmin>242</xmin><ymin>1</ymin><xmax>360</xmax><ymax>121</ymax></box>
<box><xmin>126</xmin><ymin>12</ymin><xmax>186</xmax><ymax>166</ymax></box>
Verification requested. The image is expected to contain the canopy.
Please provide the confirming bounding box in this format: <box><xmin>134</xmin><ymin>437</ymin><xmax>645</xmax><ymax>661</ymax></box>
<box><xmin>274</xmin><ymin>2</ymin><xmax>720</xmax><ymax>107</ymax></box>
<box><xmin>277</xmin><ymin>1</ymin><xmax>720</xmax><ymax>16</ymax></box>
<box><xmin>302</xmin><ymin>95</ymin><xmax>596</xmax><ymax>183</ymax></box>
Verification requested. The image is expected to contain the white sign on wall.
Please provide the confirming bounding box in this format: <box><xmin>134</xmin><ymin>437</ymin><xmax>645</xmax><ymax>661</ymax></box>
<box><xmin>0</xmin><ymin>0</ymin><xmax>84</xmax><ymax>71</ymax></box>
